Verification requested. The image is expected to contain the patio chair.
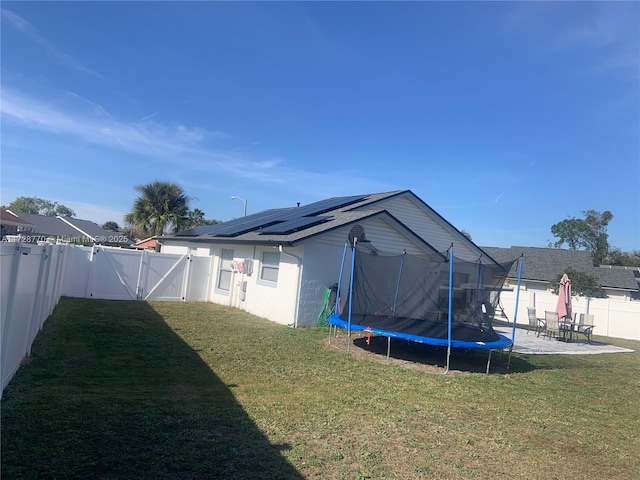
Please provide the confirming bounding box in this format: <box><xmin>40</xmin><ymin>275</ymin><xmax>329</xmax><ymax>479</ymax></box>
<box><xmin>527</xmin><ymin>307</ymin><xmax>544</xmax><ymax>336</ymax></box>
<box><xmin>543</xmin><ymin>311</ymin><xmax>560</xmax><ymax>340</ymax></box>
<box><xmin>575</xmin><ymin>313</ymin><xmax>595</xmax><ymax>344</ymax></box>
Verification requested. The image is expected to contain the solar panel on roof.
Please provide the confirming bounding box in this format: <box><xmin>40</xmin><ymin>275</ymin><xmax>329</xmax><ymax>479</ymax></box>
<box><xmin>260</xmin><ymin>216</ymin><xmax>329</xmax><ymax>234</ymax></box>
<box><xmin>180</xmin><ymin>209</ymin><xmax>289</xmax><ymax>237</ymax></box>
<box><xmin>175</xmin><ymin>197</ymin><xmax>365</xmax><ymax>237</ymax></box>
<box><xmin>279</xmin><ymin>195</ymin><xmax>365</xmax><ymax>220</ymax></box>
<box><xmin>175</xmin><ymin>224</ymin><xmax>219</xmax><ymax>236</ymax></box>
<box><xmin>214</xmin><ymin>220</ymin><xmax>283</xmax><ymax>237</ymax></box>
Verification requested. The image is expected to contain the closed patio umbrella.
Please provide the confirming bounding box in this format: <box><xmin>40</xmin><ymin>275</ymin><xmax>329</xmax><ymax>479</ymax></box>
<box><xmin>556</xmin><ymin>273</ymin><xmax>572</xmax><ymax>321</ymax></box>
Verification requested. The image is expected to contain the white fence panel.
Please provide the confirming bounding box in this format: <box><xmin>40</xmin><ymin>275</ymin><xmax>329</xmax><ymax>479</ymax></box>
<box><xmin>1</xmin><ymin>243</ymin><xmax>18</xmax><ymax>326</ymax></box>
<box><xmin>63</xmin><ymin>245</ymin><xmax>93</xmax><ymax>297</ymax></box>
<box><xmin>186</xmin><ymin>255</ymin><xmax>212</xmax><ymax>301</ymax></box>
<box><xmin>1</xmin><ymin>242</ymin><xmax>69</xmax><ymax>393</ymax></box>
<box><xmin>88</xmin><ymin>247</ymin><xmax>143</xmax><ymax>300</ymax></box>
<box><xmin>140</xmin><ymin>251</ymin><xmax>188</xmax><ymax>301</ymax></box>
<box><xmin>500</xmin><ymin>289</ymin><xmax>640</xmax><ymax>341</ymax></box>
<box><xmin>1</xmin><ymin>244</ymin><xmax>41</xmax><ymax>391</ymax></box>
<box><xmin>1</xmin><ymin>243</ymin><xmax>216</xmax><ymax>394</ymax></box>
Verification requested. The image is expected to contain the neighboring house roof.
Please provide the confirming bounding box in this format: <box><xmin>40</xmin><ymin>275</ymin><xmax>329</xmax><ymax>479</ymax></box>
<box><xmin>160</xmin><ymin>190</ymin><xmax>483</xmax><ymax>261</ymax></box>
<box><xmin>481</xmin><ymin>246</ymin><xmax>639</xmax><ymax>292</ymax></box>
<box><xmin>133</xmin><ymin>237</ymin><xmax>159</xmax><ymax>249</ymax></box>
<box><xmin>9</xmin><ymin>212</ymin><xmax>81</xmax><ymax>237</ymax></box>
<box><xmin>596</xmin><ymin>264</ymin><xmax>640</xmax><ymax>291</ymax></box>
<box><xmin>8</xmin><ymin>211</ymin><xmax>132</xmax><ymax>246</ymax></box>
<box><xmin>1</xmin><ymin>209</ymin><xmax>35</xmax><ymax>228</ymax></box>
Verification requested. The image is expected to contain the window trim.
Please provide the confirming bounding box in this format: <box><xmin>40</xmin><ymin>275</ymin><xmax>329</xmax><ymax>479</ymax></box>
<box><xmin>258</xmin><ymin>250</ymin><xmax>280</xmax><ymax>287</ymax></box>
<box><xmin>215</xmin><ymin>248</ymin><xmax>234</xmax><ymax>295</ymax></box>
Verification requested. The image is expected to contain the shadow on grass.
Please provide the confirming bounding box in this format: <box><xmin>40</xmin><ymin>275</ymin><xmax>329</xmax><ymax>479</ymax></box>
<box><xmin>1</xmin><ymin>298</ymin><xmax>304</xmax><ymax>480</ymax></box>
<box><xmin>351</xmin><ymin>335</ymin><xmax>535</xmax><ymax>374</ymax></box>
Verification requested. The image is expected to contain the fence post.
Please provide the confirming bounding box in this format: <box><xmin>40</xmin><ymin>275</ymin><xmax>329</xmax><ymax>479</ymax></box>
<box><xmin>26</xmin><ymin>245</ymin><xmax>49</xmax><ymax>355</ymax></box>
<box><xmin>1</xmin><ymin>245</ymin><xmax>20</xmax><ymax>391</ymax></box>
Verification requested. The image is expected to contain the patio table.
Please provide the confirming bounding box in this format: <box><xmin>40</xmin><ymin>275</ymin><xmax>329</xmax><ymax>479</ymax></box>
<box><xmin>559</xmin><ymin>321</ymin><xmax>577</xmax><ymax>342</ymax></box>
<box><xmin>560</xmin><ymin>321</ymin><xmax>596</xmax><ymax>344</ymax></box>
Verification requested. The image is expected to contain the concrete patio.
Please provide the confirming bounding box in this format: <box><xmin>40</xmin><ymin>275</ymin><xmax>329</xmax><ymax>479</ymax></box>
<box><xmin>495</xmin><ymin>327</ymin><xmax>635</xmax><ymax>355</ymax></box>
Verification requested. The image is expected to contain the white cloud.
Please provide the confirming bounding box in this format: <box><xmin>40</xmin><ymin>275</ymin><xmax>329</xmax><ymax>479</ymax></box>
<box><xmin>1</xmin><ymin>8</ymin><xmax>105</xmax><ymax>79</ymax></box>
<box><xmin>0</xmin><ymin>88</ymin><xmax>397</xmax><ymax>196</ymax></box>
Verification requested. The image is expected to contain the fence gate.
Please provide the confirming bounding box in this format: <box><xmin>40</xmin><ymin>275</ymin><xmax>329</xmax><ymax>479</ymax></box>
<box><xmin>138</xmin><ymin>250</ymin><xmax>190</xmax><ymax>301</ymax></box>
<box><xmin>86</xmin><ymin>247</ymin><xmax>190</xmax><ymax>301</ymax></box>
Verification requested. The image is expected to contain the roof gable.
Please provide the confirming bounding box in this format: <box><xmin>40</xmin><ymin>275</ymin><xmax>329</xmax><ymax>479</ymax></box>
<box><xmin>351</xmin><ymin>190</ymin><xmax>500</xmax><ymax>264</ymax></box>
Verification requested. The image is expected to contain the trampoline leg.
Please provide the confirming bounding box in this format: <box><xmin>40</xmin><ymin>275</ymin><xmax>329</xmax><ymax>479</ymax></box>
<box><xmin>386</xmin><ymin>336</ymin><xmax>391</xmax><ymax>364</ymax></box>
<box><xmin>445</xmin><ymin>346</ymin><xmax>451</xmax><ymax>374</ymax></box>
<box><xmin>486</xmin><ymin>350</ymin><xmax>493</xmax><ymax>375</ymax></box>
<box><xmin>328</xmin><ymin>325</ymin><xmax>332</xmax><ymax>346</ymax></box>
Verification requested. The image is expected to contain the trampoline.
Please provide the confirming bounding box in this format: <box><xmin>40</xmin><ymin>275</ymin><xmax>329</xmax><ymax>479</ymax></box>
<box><xmin>328</xmin><ymin>226</ymin><xmax>522</xmax><ymax>373</ymax></box>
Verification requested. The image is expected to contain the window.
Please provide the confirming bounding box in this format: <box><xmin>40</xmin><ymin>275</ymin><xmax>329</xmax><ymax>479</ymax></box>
<box><xmin>260</xmin><ymin>251</ymin><xmax>280</xmax><ymax>284</ymax></box>
<box><xmin>216</xmin><ymin>249</ymin><xmax>234</xmax><ymax>293</ymax></box>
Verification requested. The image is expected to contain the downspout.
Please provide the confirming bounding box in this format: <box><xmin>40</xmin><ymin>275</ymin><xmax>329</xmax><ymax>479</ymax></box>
<box><xmin>279</xmin><ymin>245</ymin><xmax>302</xmax><ymax>328</ymax></box>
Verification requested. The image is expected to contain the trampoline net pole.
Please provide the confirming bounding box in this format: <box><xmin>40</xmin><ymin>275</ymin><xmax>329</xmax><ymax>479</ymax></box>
<box><xmin>392</xmin><ymin>253</ymin><xmax>405</xmax><ymax>316</ymax></box>
<box><xmin>508</xmin><ymin>257</ymin><xmax>524</xmax><ymax>369</ymax></box>
<box><xmin>347</xmin><ymin>239</ymin><xmax>357</xmax><ymax>355</ymax></box>
<box><xmin>445</xmin><ymin>247</ymin><xmax>453</xmax><ymax>374</ymax></box>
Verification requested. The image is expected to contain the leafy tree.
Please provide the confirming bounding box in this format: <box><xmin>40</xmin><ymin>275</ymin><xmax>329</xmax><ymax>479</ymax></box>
<box><xmin>4</xmin><ymin>196</ymin><xmax>75</xmax><ymax>217</ymax></box>
<box><xmin>102</xmin><ymin>221</ymin><xmax>120</xmax><ymax>232</ymax></box>
<box><xmin>552</xmin><ymin>267</ymin><xmax>607</xmax><ymax>299</ymax></box>
<box><xmin>605</xmin><ymin>248</ymin><xmax>640</xmax><ymax>267</ymax></box>
<box><xmin>550</xmin><ymin>210</ymin><xmax>613</xmax><ymax>264</ymax></box>
<box><xmin>124</xmin><ymin>181</ymin><xmax>191</xmax><ymax>236</ymax></box>
<box><xmin>460</xmin><ymin>229</ymin><xmax>472</xmax><ymax>241</ymax></box>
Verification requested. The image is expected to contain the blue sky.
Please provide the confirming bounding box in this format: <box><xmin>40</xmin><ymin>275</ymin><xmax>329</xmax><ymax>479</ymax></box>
<box><xmin>2</xmin><ymin>2</ymin><xmax>638</xmax><ymax>251</ymax></box>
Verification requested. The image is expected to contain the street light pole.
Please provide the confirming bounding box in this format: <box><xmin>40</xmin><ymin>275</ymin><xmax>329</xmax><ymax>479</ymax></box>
<box><xmin>230</xmin><ymin>195</ymin><xmax>247</xmax><ymax>217</ymax></box>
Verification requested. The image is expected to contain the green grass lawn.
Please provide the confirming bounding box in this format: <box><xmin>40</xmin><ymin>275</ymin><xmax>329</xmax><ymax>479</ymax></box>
<box><xmin>2</xmin><ymin>298</ymin><xmax>639</xmax><ymax>479</ymax></box>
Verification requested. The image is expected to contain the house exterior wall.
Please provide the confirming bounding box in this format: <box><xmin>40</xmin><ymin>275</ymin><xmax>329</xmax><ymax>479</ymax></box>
<box><xmin>158</xmin><ymin>216</ymin><xmax>439</xmax><ymax>327</ymax></box>
<box><xmin>162</xmin><ymin>241</ymin><xmax>303</xmax><ymax>326</ymax></box>
<box><xmin>217</xmin><ymin>244</ymin><xmax>302</xmax><ymax>326</ymax></box>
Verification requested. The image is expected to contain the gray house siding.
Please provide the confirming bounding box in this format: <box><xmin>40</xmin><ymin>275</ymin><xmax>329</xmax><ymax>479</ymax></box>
<box><xmin>295</xmin><ymin>218</ymin><xmax>440</xmax><ymax>326</ymax></box>
<box><xmin>357</xmin><ymin>194</ymin><xmax>481</xmax><ymax>261</ymax></box>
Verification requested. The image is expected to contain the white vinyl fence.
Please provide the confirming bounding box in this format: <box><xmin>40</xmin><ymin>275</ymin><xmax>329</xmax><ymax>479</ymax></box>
<box><xmin>500</xmin><ymin>289</ymin><xmax>640</xmax><ymax>341</ymax></box>
<box><xmin>63</xmin><ymin>245</ymin><xmax>212</xmax><ymax>301</ymax></box>
<box><xmin>1</xmin><ymin>243</ymin><xmax>212</xmax><ymax>393</ymax></box>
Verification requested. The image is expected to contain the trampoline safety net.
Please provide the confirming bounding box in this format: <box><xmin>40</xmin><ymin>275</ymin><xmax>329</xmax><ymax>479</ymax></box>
<box><xmin>337</xmin><ymin>246</ymin><xmax>517</xmax><ymax>343</ymax></box>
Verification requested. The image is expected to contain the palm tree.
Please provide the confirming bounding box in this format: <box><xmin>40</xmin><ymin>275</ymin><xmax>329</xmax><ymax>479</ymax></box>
<box><xmin>184</xmin><ymin>208</ymin><xmax>206</xmax><ymax>229</ymax></box>
<box><xmin>124</xmin><ymin>181</ymin><xmax>191</xmax><ymax>237</ymax></box>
